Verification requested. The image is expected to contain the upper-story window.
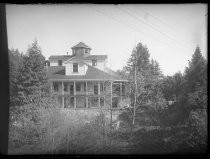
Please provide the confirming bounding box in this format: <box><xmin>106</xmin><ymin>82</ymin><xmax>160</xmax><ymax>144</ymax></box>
<box><xmin>92</xmin><ymin>59</ymin><xmax>97</xmax><ymax>66</ymax></box>
<box><xmin>58</xmin><ymin>60</ymin><xmax>62</xmax><ymax>66</ymax></box>
<box><xmin>85</xmin><ymin>49</ymin><xmax>88</xmax><ymax>54</ymax></box>
<box><xmin>73</xmin><ymin>63</ymin><xmax>78</xmax><ymax>72</ymax></box>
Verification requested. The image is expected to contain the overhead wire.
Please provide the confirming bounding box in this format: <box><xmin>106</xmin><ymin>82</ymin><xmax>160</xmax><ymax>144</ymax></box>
<box><xmin>115</xmin><ymin>5</ymin><xmax>193</xmax><ymax>51</ymax></box>
<box><xmin>126</xmin><ymin>6</ymin><xmax>195</xmax><ymax>49</ymax></box>
<box><xmin>86</xmin><ymin>5</ymin><xmax>193</xmax><ymax>53</ymax></box>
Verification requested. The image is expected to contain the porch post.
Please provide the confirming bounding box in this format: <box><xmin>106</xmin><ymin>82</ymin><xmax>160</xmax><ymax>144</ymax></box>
<box><xmin>62</xmin><ymin>81</ymin><xmax>64</xmax><ymax>108</ymax></box>
<box><xmin>86</xmin><ymin>81</ymin><xmax>88</xmax><ymax>108</ymax></box>
<box><xmin>74</xmin><ymin>81</ymin><xmax>76</xmax><ymax>108</ymax></box>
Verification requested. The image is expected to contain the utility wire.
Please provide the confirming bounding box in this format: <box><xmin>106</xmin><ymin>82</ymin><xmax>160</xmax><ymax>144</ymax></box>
<box><xmin>125</xmin><ymin>5</ymin><xmax>197</xmax><ymax>50</ymax></box>
<box><xmin>86</xmin><ymin>5</ymin><xmax>192</xmax><ymax>53</ymax></box>
<box><xmin>115</xmin><ymin>5</ymin><xmax>193</xmax><ymax>51</ymax></box>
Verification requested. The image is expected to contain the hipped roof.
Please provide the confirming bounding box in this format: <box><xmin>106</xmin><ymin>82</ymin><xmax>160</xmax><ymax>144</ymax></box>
<box><xmin>47</xmin><ymin>65</ymin><xmax>126</xmax><ymax>81</ymax></box>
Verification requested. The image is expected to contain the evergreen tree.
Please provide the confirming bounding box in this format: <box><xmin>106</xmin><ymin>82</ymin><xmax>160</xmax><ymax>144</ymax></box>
<box><xmin>122</xmin><ymin>42</ymin><xmax>166</xmax><ymax>127</ymax></box>
<box><xmin>9</xmin><ymin>48</ymin><xmax>24</xmax><ymax>106</ymax></box>
<box><xmin>184</xmin><ymin>46</ymin><xmax>207</xmax><ymax>110</ymax></box>
<box><xmin>16</xmin><ymin>40</ymin><xmax>48</xmax><ymax>105</ymax></box>
<box><xmin>184</xmin><ymin>46</ymin><xmax>207</xmax><ymax>93</ymax></box>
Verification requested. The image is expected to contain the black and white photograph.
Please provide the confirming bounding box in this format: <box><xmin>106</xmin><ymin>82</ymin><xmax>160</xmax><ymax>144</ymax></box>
<box><xmin>5</xmin><ymin>3</ymin><xmax>207</xmax><ymax>155</ymax></box>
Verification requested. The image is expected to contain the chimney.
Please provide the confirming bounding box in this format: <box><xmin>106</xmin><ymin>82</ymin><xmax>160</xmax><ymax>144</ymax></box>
<box><xmin>67</xmin><ymin>52</ymin><xmax>68</xmax><ymax>55</ymax></box>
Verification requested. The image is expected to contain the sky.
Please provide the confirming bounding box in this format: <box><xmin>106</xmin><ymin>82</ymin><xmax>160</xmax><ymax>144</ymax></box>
<box><xmin>6</xmin><ymin>4</ymin><xmax>207</xmax><ymax>76</ymax></box>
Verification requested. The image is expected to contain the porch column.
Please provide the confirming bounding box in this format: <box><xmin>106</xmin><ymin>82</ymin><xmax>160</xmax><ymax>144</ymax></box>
<box><xmin>120</xmin><ymin>82</ymin><xmax>122</xmax><ymax>107</ymax></box>
<box><xmin>86</xmin><ymin>81</ymin><xmax>88</xmax><ymax>108</ymax></box>
<box><xmin>74</xmin><ymin>81</ymin><xmax>76</xmax><ymax>108</ymax></box>
<box><xmin>62</xmin><ymin>82</ymin><xmax>64</xmax><ymax>108</ymax></box>
<box><xmin>98</xmin><ymin>81</ymin><xmax>100</xmax><ymax>107</ymax></box>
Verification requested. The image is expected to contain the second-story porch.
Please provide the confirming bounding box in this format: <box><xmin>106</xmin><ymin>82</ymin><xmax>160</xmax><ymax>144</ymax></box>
<box><xmin>50</xmin><ymin>80</ymin><xmax>130</xmax><ymax>109</ymax></box>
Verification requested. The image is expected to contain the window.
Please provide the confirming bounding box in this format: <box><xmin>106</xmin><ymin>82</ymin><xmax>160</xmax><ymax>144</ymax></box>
<box><xmin>100</xmin><ymin>97</ymin><xmax>104</xmax><ymax>107</ymax></box>
<box><xmin>53</xmin><ymin>82</ymin><xmax>59</xmax><ymax>92</ymax></box>
<box><xmin>92</xmin><ymin>60</ymin><xmax>97</xmax><ymax>66</ymax></box>
<box><xmin>70</xmin><ymin>97</ymin><xmax>74</xmax><ymax>108</ymax></box>
<box><xmin>70</xmin><ymin>85</ymin><xmax>74</xmax><ymax>95</ymax></box>
<box><xmin>94</xmin><ymin>85</ymin><xmax>98</xmax><ymax>95</ymax></box>
<box><xmin>73</xmin><ymin>63</ymin><xmax>78</xmax><ymax>72</ymax></box>
<box><xmin>85</xmin><ymin>49</ymin><xmax>88</xmax><ymax>54</ymax></box>
<box><xmin>64</xmin><ymin>83</ymin><xmax>68</xmax><ymax>92</ymax></box>
<box><xmin>58</xmin><ymin>60</ymin><xmax>62</xmax><ymax>66</ymax></box>
<box><xmin>76</xmin><ymin>83</ymin><xmax>81</xmax><ymax>91</ymax></box>
<box><xmin>112</xmin><ymin>97</ymin><xmax>118</xmax><ymax>108</ymax></box>
<box><xmin>100</xmin><ymin>82</ymin><xmax>104</xmax><ymax>92</ymax></box>
<box><xmin>84</xmin><ymin>82</ymin><xmax>86</xmax><ymax>91</ymax></box>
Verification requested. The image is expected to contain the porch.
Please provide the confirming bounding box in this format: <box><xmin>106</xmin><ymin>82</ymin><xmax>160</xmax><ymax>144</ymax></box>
<box><xmin>51</xmin><ymin>80</ymin><xmax>130</xmax><ymax>109</ymax></box>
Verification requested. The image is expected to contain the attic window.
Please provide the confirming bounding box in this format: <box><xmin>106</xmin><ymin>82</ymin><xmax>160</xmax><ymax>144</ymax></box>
<box><xmin>58</xmin><ymin>60</ymin><xmax>62</xmax><ymax>66</ymax></box>
<box><xmin>92</xmin><ymin>59</ymin><xmax>97</xmax><ymax>66</ymax></box>
<box><xmin>73</xmin><ymin>63</ymin><xmax>78</xmax><ymax>72</ymax></box>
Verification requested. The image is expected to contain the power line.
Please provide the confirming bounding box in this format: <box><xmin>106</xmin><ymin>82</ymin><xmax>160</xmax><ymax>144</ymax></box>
<box><xmin>86</xmin><ymin>5</ymin><xmax>192</xmax><ymax>53</ymax></box>
<box><xmin>125</xmin><ymin>5</ymin><xmax>195</xmax><ymax>49</ymax></box>
<box><xmin>115</xmin><ymin>5</ymin><xmax>193</xmax><ymax>52</ymax></box>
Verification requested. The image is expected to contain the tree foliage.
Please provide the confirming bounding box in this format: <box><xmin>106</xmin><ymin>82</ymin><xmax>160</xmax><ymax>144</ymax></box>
<box><xmin>9</xmin><ymin>40</ymin><xmax>49</xmax><ymax>106</ymax></box>
<box><xmin>9</xmin><ymin>49</ymin><xmax>24</xmax><ymax>106</ymax></box>
<box><xmin>119</xmin><ymin>43</ymin><xmax>166</xmax><ymax>127</ymax></box>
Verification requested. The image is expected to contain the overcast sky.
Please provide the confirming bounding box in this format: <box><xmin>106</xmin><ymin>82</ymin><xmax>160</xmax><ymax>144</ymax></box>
<box><xmin>6</xmin><ymin>4</ymin><xmax>207</xmax><ymax>76</ymax></box>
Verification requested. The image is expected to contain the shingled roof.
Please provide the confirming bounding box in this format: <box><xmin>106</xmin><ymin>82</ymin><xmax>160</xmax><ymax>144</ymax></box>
<box><xmin>71</xmin><ymin>42</ymin><xmax>91</xmax><ymax>49</ymax></box>
<box><xmin>47</xmin><ymin>65</ymin><xmax>126</xmax><ymax>81</ymax></box>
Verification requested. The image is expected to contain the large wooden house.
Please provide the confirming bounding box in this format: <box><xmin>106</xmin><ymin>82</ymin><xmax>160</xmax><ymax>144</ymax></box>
<box><xmin>46</xmin><ymin>42</ymin><xmax>130</xmax><ymax>109</ymax></box>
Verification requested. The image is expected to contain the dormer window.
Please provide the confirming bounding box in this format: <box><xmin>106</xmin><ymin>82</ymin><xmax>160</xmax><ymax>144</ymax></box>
<box><xmin>73</xmin><ymin>63</ymin><xmax>78</xmax><ymax>72</ymax></box>
<box><xmin>85</xmin><ymin>49</ymin><xmax>88</xmax><ymax>54</ymax></box>
<box><xmin>92</xmin><ymin>60</ymin><xmax>97</xmax><ymax>66</ymax></box>
<box><xmin>58</xmin><ymin>60</ymin><xmax>62</xmax><ymax>66</ymax></box>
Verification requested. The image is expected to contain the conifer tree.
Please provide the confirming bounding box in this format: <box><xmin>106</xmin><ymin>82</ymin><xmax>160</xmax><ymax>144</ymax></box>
<box><xmin>16</xmin><ymin>40</ymin><xmax>48</xmax><ymax>105</ymax></box>
<box><xmin>9</xmin><ymin>48</ymin><xmax>24</xmax><ymax>106</ymax></box>
<box><xmin>184</xmin><ymin>46</ymin><xmax>207</xmax><ymax>110</ymax></box>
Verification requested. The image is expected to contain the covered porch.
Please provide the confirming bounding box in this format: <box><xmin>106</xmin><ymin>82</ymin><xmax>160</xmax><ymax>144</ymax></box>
<box><xmin>50</xmin><ymin>80</ymin><xmax>130</xmax><ymax>109</ymax></box>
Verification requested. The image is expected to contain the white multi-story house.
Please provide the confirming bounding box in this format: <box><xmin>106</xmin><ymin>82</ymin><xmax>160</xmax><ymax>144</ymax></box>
<box><xmin>46</xmin><ymin>42</ymin><xmax>130</xmax><ymax>109</ymax></box>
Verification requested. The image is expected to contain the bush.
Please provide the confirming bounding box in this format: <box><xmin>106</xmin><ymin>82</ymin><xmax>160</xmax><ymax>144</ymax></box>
<box><xmin>9</xmin><ymin>97</ymin><xmax>122</xmax><ymax>154</ymax></box>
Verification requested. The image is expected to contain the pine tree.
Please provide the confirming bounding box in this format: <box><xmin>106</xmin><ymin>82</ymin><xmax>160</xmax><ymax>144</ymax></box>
<box><xmin>16</xmin><ymin>40</ymin><xmax>48</xmax><ymax>105</ymax></box>
<box><xmin>184</xmin><ymin>46</ymin><xmax>207</xmax><ymax>110</ymax></box>
<box><xmin>185</xmin><ymin>46</ymin><xmax>207</xmax><ymax>92</ymax></box>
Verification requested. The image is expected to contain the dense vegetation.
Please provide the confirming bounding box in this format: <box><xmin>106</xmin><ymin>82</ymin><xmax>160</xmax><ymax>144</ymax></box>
<box><xmin>9</xmin><ymin>40</ymin><xmax>207</xmax><ymax>154</ymax></box>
